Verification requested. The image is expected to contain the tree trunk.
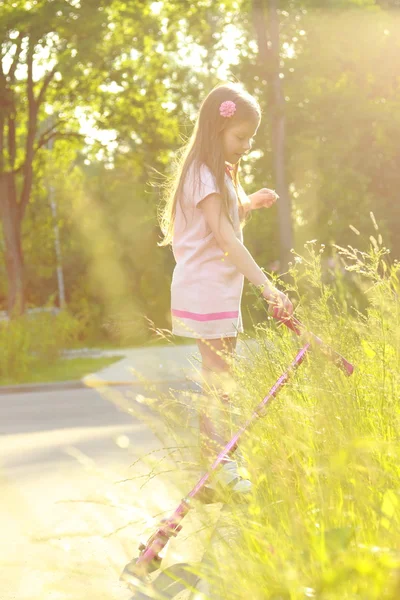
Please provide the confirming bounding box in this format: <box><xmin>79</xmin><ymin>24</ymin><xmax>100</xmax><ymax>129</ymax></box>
<box><xmin>0</xmin><ymin>172</ymin><xmax>25</xmax><ymax>317</ymax></box>
<box><xmin>252</xmin><ymin>0</ymin><xmax>293</xmax><ymax>273</ymax></box>
<box><xmin>0</xmin><ymin>37</ymin><xmax>39</xmax><ymax>318</ymax></box>
<box><xmin>268</xmin><ymin>0</ymin><xmax>293</xmax><ymax>273</ymax></box>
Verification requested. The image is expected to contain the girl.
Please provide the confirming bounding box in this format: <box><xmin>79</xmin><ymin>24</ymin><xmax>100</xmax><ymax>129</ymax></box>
<box><xmin>158</xmin><ymin>82</ymin><xmax>293</xmax><ymax>499</ymax></box>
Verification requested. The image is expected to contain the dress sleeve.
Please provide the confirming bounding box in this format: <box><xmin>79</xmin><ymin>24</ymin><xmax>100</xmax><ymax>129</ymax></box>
<box><xmin>192</xmin><ymin>164</ymin><xmax>221</xmax><ymax>208</ymax></box>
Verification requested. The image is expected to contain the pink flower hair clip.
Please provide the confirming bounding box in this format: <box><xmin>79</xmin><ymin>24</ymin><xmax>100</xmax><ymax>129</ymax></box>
<box><xmin>219</xmin><ymin>100</ymin><xmax>236</xmax><ymax>118</ymax></box>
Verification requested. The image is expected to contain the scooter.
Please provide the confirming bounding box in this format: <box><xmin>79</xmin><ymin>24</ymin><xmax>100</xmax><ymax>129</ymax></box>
<box><xmin>120</xmin><ymin>315</ymin><xmax>354</xmax><ymax>598</ymax></box>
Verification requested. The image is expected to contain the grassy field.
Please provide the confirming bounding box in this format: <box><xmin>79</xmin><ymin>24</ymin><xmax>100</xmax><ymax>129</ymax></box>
<box><xmin>0</xmin><ymin>355</ymin><xmax>124</xmax><ymax>386</ymax></box>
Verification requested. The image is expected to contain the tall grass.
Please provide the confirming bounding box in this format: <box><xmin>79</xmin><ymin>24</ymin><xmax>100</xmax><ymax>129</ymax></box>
<box><xmin>134</xmin><ymin>227</ymin><xmax>399</xmax><ymax>599</ymax></box>
<box><xmin>189</xmin><ymin>233</ymin><xmax>400</xmax><ymax>599</ymax></box>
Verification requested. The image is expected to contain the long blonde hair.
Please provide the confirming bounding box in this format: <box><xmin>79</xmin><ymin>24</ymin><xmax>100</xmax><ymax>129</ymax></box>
<box><xmin>157</xmin><ymin>82</ymin><xmax>261</xmax><ymax>247</ymax></box>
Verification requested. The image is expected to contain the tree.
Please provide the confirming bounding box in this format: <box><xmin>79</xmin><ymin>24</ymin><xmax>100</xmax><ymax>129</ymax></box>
<box><xmin>0</xmin><ymin>0</ymin><xmax>112</xmax><ymax>316</ymax></box>
<box><xmin>285</xmin><ymin>3</ymin><xmax>400</xmax><ymax>255</ymax></box>
<box><xmin>0</xmin><ymin>0</ymin><xmax>180</xmax><ymax>317</ymax></box>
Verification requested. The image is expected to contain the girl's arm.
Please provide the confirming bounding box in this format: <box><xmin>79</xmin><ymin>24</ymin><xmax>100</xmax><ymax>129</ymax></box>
<box><xmin>199</xmin><ymin>192</ymin><xmax>293</xmax><ymax>317</ymax></box>
<box><xmin>219</xmin><ymin>233</ymin><xmax>293</xmax><ymax>317</ymax></box>
<box><xmin>199</xmin><ymin>192</ymin><xmax>272</xmax><ymax>292</ymax></box>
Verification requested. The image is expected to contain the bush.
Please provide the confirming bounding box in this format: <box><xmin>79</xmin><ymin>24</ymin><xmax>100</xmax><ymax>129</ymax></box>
<box><xmin>0</xmin><ymin>317</ymin><xmax>36</xmax><ymax>381</ymax></box>
<box><xmin>0</xmin><ymin>308</ymin><xmax>83</xmax><ymax>381</ymax></box>
<box><xmin>66</xmin><ymin>293</ymin><xmax>105</xmax><ymax>346</ymax></box>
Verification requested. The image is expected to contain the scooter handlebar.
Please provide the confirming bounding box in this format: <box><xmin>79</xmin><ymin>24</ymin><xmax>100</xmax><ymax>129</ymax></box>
<box><xmin>277</xmin><ymin>315</ymin><xmax>354</xmax><ymax>376</ymax></box>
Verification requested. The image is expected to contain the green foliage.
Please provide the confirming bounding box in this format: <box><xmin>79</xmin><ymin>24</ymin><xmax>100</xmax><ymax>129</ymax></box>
<box><xmin>0</xmin><ymin>315</ymin><xmax>36</xmax><ymax>381</ymax></box>
<box><xmin>66</xmin><ymin>292</ymin><xmax>106</xmax><ymax>347</ymax></box>
<box><xmin>286</xmin><ymin>8</ymin><xmax>400</xmax><ymax>255</ymax></box>
<box><xmin>0</xmin><ymin>306</ymin><xmax>83</xmax><ymax>382</ymax></box>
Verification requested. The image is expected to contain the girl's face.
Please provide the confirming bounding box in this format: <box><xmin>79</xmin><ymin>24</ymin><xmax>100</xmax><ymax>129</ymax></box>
<box><xmin>222</xmin><ymin>119</ymin><xmax>260</xmax><ymax>165</ymax></box>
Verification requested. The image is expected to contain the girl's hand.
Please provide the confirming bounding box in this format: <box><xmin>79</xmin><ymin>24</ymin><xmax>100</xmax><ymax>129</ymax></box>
<box><xmin>262</xmin><ymin>286</ymin><xmax>293</xmax><ymax>320</ymax></box>
<box><xmin>250</xmin><ymin>188</ymin><xmax>279</xmax><ymax>210</ymax></box>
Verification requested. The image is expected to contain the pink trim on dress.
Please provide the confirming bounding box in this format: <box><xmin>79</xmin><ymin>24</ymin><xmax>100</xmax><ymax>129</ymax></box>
<box><xmin>172</xmin><ymin>308</ymin><xmax>239</xmax><ymax>322</ymax></box>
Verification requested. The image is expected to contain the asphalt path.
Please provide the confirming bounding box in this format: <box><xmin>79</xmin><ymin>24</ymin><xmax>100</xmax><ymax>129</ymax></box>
<box><xmin>0</xmin><ymin>383</ymin><xmax>214</xmax><ymax>600</ymax></box>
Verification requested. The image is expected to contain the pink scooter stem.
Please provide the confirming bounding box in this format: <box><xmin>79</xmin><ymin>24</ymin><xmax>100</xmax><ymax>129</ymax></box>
<box><xmin>122</xmin><ymin>343</ymin><xmax>310</xmax><ymax>582</ymax></box>
<box><xmin>278</xmin><ymin>315</ymin><xmax>354</xmax><ymax>376</ymax></box>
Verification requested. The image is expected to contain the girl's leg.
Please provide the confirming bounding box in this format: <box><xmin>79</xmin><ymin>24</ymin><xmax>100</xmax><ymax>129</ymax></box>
<box><xmin>196</xmin><ymin>336</ymin><xmax>238</xmax><ymax>467</ymax></box>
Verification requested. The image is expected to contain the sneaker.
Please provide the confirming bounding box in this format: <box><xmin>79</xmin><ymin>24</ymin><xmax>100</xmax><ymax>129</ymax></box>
<box><xmin>198</xmin><ymin>459</ymin><xmax>252</xmax><ymax>504</ymax></box>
